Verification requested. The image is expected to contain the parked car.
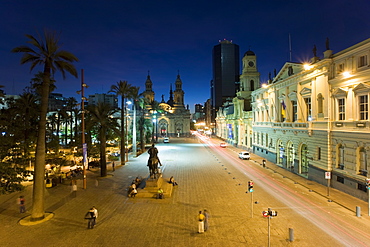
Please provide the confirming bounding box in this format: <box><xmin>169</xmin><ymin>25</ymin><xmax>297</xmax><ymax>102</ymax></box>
<box><xmin>220</xmin><ymin>142</ymin><xmax>227</xmax><ymax>148</ymax></box>
<box><xmin>238</xmin><ymin>152</ymin><xmax>251</xmax><ymax>160</ymax></box>
<box><xmin>163</xmin><ymin>137</ymin><xmax>169</xmax><ymax>143</ymax></box>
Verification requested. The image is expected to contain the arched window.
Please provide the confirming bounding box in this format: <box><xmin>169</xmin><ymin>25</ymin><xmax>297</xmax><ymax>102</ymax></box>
<box><xmin>250</xmin><ymin>80</ymin><xmax>254</xmax><ymax>91</ymax></box>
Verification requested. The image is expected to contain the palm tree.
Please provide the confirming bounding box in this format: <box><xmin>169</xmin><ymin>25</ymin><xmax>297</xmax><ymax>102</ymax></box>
<box><xmin>108</xmin><ymin>80</ymin><xmax>132</xmax><ymax>165</ymax></box>
<box><xmin>65</xmin><ymin>97</ymin><xmax>78</xmax><ymax>146</ymax></box>
<box><xmin>12</xmin><ymin>30</ymin><xmax>78</xmax><ymax>221</ymax></box>
<box><xmin>13</xmin><ymin>93</ymin><xmax>39</xmax><ymax>163</ymax></box>
<box><xmin>127</xmin><ymin>86</ymin><xmax>142</xmax><ymax>157</ymax></box>
<box><xmin>86</xmin><ymin>102</ymin><xmax>118</xmax><ymax>177</ymax></box>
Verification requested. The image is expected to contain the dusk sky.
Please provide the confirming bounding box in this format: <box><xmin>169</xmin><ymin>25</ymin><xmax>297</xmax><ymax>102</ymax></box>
<box><xmin>1</xmin><ymin>0</ymin><xmax>370</xmax><ymax>113</ymax></box>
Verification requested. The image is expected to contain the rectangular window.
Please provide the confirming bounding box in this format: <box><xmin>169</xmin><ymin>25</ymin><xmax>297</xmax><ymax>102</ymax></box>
<box><xmin>358</xmin><ymin>183</ymin><xmax>367</xmax><ymax>192</ymax></box>
<box><xmin>291</xmin><ymin>100</ymin><xmax>297</xmax><ymax>122</ymax></box>
<box><xmin>304</xmin><ymin>98</ymin><xmax>312</xmax><ymax>121</ymax></box>
<box><xmin>359</xmin><ymin>95</ymin><xmax>368</xmax><ymax>120</ymax></box>
<box><xmin>358</xmin><ymin>55</ymin><xmax>368</xmax><ymax>68</ymax></box>
<box><xmin>337</xmin><ymin>176</ymin><xmax>344</xmax><ymax>184</ymax></box>
<box><xmin>338</xmin><ymin>98</ymin><xmax>345</xmax><ymax>120</ymax></box>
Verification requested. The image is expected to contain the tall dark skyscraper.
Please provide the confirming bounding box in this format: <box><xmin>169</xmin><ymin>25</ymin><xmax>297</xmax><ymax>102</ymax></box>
<box><xmin>211</xmin><ymin>39</ymin><xmax>240</xmax><ymax>110</ymax></box>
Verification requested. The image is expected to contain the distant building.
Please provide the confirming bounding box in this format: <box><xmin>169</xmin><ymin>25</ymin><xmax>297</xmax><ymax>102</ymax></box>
<box><xmin>212</xmin><ymin>39</ymin><xmax>240</xmax><ymax>112</ymax></box>
<box><xmin>48</xmin><ymin>93</ymin><xmax>67</xmax><ymax>111</ymax></box>
<box><xmin>88</xmin><ymin>93</ymin><xmax>118</xmax><ymax>108</ymax></box>
<box><xmin>193</xmin><ymin>104</ymin><xmax>205</xmax><ymax>122</ymax></box>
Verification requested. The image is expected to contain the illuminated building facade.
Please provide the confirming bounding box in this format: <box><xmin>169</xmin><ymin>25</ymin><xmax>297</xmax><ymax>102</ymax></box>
<box><xmin>217</xmin><ymin>38</ymin><xmax>370</xmax><ymax>200</ymax></box>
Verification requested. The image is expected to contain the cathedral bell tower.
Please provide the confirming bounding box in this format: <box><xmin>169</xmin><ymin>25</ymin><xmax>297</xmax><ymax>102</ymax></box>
<box><xmin>173</xmin><ymin>73</ymin><xmax>184</xmax><ymax>106</ymax></box>
<box><xmin>143</xmin><ymin>72</ymin><xmax>155</xmax><ymax>103</ymax></box>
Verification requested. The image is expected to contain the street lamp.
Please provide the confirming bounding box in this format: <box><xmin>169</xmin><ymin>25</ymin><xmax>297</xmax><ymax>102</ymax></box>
<box><xmin>151</xmin><ymin>110</ymin><xmax>157</xmax><ymax>143</ymax></box>
<box><xmin>77</xmin><ymin>69</ymin><xmax>88</xmax><ymax>189</ymax></box>
<box><xmin>125</xmin><ymin>101</ymin><xmax>132</xmax><ymax>162</ymax></box>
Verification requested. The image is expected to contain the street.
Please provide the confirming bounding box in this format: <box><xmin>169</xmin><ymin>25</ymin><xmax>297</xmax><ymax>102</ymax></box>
<box><xmin>1</xmin><ymin>136</ymin><xmax>369</xmax><ymax>247</ymax></box>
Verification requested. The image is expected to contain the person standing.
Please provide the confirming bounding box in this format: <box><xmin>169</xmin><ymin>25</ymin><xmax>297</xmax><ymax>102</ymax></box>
<box><xmin>92</xmin><ymin>206</ymin><xmax>98</xmax><ymax>226</ymax></box>
<box><xmin>72</xmin><ymin>181</ymin><xmax>77</xmax><ymax>197</ymax></box>
<box><xmin>112</xmin><ymin>161</ymin><xmax>115</xmax><ymax>171</ymax></box>
<box><xmin>203</xmin><ymin>210</ymin><xmax>209</xmax><ymax>231</ymax></box>
<box><xmin>197</xmin><ymin>211</ymin><xmax>205</xmax><ymax>233</ymax></box>
<box><xmin>18</xmin><ymin>196</ymin><xmax>26</xmax><ymax>213</ymax></box>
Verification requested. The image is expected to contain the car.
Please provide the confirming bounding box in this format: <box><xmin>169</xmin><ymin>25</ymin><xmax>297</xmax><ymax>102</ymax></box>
<box><xmin>163</xmin><ymin>137</ymin><xmax>169</xmax><ymax>143</ymax></box>
<box><xmin>238</xmin><ymin>151</ymin><xmax>251</xmax><ymax>160</ymax></box>
<box><xmin>220</xmin><ymin>142</ymin><xmax>227</xmax><ymax>148</ymax></box>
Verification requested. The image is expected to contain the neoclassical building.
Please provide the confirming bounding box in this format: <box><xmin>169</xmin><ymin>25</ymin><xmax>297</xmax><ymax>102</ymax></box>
<box><xmin>216</xmin><ymin>50</ymin><xmax>259</xmax><ymax>150</ymax></box>
<box><xmin>142</xmin><ymin>73</ymin><xmax>191</xmax><ymax>137</ymax></box>
<box><xmin>216</xmin><ymin>38</ymin><xmax>370</xmax><ymax>200</ymax></box>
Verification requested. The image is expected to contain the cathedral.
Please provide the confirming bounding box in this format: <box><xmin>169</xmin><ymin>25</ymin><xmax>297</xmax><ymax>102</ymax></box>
<box><xmin>142</xmin><ymin>73</ymin><xmax>191</xmax><ymax>137</ymax></box>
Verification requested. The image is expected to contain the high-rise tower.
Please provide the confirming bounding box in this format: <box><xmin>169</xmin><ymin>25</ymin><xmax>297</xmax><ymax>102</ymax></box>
<box><xmin>211</xmin><ymin>39</ymin><xmax>240</xmax><ymax>110</ymax></box>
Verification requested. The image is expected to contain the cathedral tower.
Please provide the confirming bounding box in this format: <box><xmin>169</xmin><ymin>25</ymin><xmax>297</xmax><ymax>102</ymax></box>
<box><xmin>143</xmin><ymin>72</ymin><xmax>154</xmax><ymax>103</ymax></box>
<box><xmin>173</xmin><ymin>73</ymin><xmax>184</xmax><ymax>106</ymax></box>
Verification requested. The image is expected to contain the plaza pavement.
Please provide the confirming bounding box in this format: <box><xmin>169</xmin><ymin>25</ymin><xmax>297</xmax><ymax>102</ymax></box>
<box><xmin>0</xmin><ymin>137</ymin><xmax>369</xmax><ymax>247</ymax></box>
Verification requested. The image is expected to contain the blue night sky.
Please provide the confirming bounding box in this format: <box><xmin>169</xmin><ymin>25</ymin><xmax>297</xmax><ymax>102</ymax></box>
<box><xmin>1</xmin><ymin>0</ymin><xmax>370</xmax><ymax>112</ymax></box>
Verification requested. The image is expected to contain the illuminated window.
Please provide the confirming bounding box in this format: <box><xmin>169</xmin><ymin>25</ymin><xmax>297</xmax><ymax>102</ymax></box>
<box><xmin>291</xmin><ymin>100</ymin><xmax>297</xmax><ymax>122</ymax></box>
<box><xmin>338</xmin><ymin>98</ymin><xmax>345</xmax><ymax>120</ymax></box>
<box><xmin>304</xmin><ymin>98</ymin><xmax>312</xmax><ymax>121</ymax></box>
<box><xmin>358</xmin><ymin>55</ymin><xmax>368</xmax><ymax>68</ymax></box>
<box><xmin>359</xmin><ymin>95</ymin><xmax>368</xmax><ymax>120</ymax></box>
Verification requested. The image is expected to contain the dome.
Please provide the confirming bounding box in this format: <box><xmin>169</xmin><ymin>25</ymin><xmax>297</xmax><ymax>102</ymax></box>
<box><xmin>244</xmin><ymin>50</ymin><xmax>255</xmax><ymax>56</ymax></box>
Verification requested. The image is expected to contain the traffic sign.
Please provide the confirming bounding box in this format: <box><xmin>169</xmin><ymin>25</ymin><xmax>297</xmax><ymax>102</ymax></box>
<box><xmin>325</xmin><ymin>172</ymin><xmax>331</xmax><ymax>180</ymax></box>
<box><xmin>262</xmin><ymin>211</ymin><xmax>269</xmax><ymax>217</ymax></box>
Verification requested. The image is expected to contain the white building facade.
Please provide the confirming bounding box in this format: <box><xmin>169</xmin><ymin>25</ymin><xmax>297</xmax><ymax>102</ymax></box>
<box><xmin>251</xmin><ymin>38</ymin><xmax>370</xmax><ymax>200</ymax></box>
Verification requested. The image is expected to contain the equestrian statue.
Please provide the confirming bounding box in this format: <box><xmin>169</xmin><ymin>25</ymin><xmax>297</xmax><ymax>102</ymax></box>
<box><xmin>147</xmin><ymin>143</ymin><xmax>162</xmax><ymax>178</ymax></box>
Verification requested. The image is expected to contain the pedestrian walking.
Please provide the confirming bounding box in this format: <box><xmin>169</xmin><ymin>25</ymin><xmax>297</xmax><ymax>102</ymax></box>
<box><xmin>85</xmin><ymin>208</ymin><xmax>95</xmax><ymax>229</ymax></box>
<box><xmin>197</xmin><ymin>211</ymin><xmax>205</xmax><ymax>233</ymax></box>
<box><xmin>203</xmin><ymin>209</ymin><xmax>209</xmax><ymax>231</ymax></box>
<box><xmin>112</xmin><ymin>161</ymin><xmax>115</xmax><ymax>171</ymax></box>
<box><xmin>18</xmin><ymin>196</ymin><xmax>26</xmax><ymax>213</ymax></box>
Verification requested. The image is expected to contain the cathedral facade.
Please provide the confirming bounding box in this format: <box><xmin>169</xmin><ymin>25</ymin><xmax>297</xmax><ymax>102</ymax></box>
<box><xmin>142</xmin><ymin>74</ymin><xmax>191</xmax><ymax>138</ymax></box>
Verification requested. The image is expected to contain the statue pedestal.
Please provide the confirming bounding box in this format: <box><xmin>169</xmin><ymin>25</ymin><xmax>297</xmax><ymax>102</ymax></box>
<box><xmin>146</xmin><ymin>176</ymin><xmax>163</xmax><ymax>188</ymax></box>
<box><xmin>135</xmin><ymin>176</ymin><xmax>173</xmax><ymax>198</ymax></box>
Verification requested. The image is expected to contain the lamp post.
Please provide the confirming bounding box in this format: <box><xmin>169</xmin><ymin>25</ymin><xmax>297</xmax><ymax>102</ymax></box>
<box><xmin>151</xmin><ymin>110</ymin><xmax>157</xmax><ymax>143</ymax></box>
<box><xmin>125</xmin><ymin>101</ymin><xmax>131</xmax><ymax>162</ymax></box>
<box><xmin>78</xmin><ymin>69</ymin><xmax>88</xmax><ymax>189</ymax></box>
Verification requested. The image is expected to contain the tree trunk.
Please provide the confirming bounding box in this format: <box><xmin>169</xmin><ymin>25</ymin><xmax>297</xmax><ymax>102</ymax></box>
<box><xmin>31</xmin><ymin>66</ymin><xmax>51</xmax><ymax>221</ymax></box>
<box><xmin>100</xmin><ymin>126</ymin><xmax>107</xmax><ymax>177</ymax></box>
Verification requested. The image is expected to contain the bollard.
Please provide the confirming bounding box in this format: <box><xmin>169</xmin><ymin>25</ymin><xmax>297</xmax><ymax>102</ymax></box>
<box><xmin>289</xmin><ymin>228</ymin><xmax>294</xmax><ymax>242</ymax></box>
<box><xmin>356</xmin><ymin>206</ymin><xmax>361</xmax><ymax>217</ymax></box>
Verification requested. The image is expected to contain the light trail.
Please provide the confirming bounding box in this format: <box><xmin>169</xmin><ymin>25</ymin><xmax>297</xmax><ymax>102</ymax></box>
<box><xmin>198</xmin><ymin>135</ymin><xmax>370</xmax><ymax>247</ymax></box>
